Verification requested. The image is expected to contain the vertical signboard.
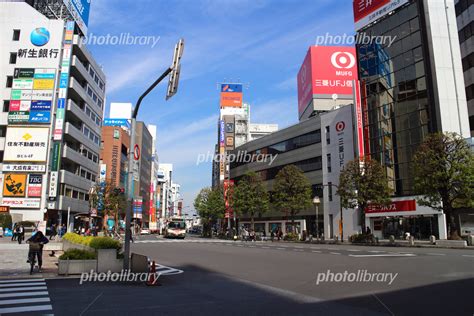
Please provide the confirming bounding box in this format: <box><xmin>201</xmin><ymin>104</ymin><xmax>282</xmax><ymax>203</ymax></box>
<box><xmin>223</xmin><ymin>179</ymin><xmax>234</xmax><ymax>219</ymax></box>
<box><xmin>353</xmin><ymin>80</ymin><xmax>365</xmax><ymax>159</ymax></box>
<box><xmin>49</xmin><ymin>21</ymin><xmax>74</xmax><ymax>200</ymax></box>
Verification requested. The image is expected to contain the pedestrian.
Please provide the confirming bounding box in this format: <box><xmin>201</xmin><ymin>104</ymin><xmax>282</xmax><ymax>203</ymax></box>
<box><xmin>11</xmin><ymin>224</ymin><xmax>17</xmax><ymax>241</ymax></box>
<box><xmin>18</xmin><ymin>225</ymin><xmax>25</xmax><ymax>244</ymax></box>
<box><xmin>271</xmin><ymin>229</ymin><xmax>275</xmax><ymax>242</ymax></box>
<box><xmin>249</xmin><ymin>229</ymin><xmax>255</xmax><ymax>242</ymax></box>
<box><xmin>49</xmin><ymin>224</ymin><xmax>56</xmax><ymax>240</ymax></box>
<box><xmin>129</xmin><ymin>228</ymin><xmax>134</xmax><ymax>243</ymax></box>
<box><xmin>26</xmin><ymin>231</ymin><xmax>49</xmax><ymax>273</ymax></box>
<box><xmin>366</xmin><ymin>226</ymin><xmax>371</xmax><ymax>235</ymax></box>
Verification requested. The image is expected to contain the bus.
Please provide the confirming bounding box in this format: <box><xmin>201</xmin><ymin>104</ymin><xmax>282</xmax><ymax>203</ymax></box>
<box><xmin>164</xmin><ymin>218</ymin><xmax>186</xmax><ymax>239</ymax></box>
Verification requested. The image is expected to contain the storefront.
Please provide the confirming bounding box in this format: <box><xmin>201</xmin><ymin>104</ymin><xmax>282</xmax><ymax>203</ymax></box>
<box><xmin>365</xmin><ymin>197</ymin><xmax>447</xmax><ymax>240</ymax></box>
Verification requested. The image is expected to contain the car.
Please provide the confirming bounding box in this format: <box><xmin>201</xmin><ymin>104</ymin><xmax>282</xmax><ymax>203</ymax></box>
<box><xmin>140</xmin><ymin>228</ymin><xmax>150</xmax><ymax>235</ymax></box>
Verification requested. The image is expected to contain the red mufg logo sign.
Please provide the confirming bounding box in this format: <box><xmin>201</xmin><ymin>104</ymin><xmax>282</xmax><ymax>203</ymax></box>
<box><xmin>297</xmin><ymin>46</ymin><xmax>358</xmax><ymax>117</ymax></box>
<box><xmin>335</xmin><ymin>121</ymin><xmax>346</xmax><ymax>132</ymax></box>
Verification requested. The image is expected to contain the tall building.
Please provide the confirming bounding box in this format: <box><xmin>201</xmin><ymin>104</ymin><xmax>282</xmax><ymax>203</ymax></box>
<box><xmin>147</xmin><ymin>124</ymin><xmax>159</xmax><ymax>232</ymax></box>
<box><xmin>99</xmin><ymin>126</ymin><xmax>130</xmax><ymax>189</ymax></box>
<box><xmin>0</xmin><ymin>1</ymin><xmax>104</xmax><ymax>227</ymax></box>
<box><xmin>455</xmin><ymin>0</ymin><xmax>474</xmax><ymax>136</ymax></box>
<box><xmin>249</xmin><ymin>123</ymin><xmax>279</xmax><ymax>141</ymax></box>
<box><xmin>354</xmin><ymin>0</ymin><xmax>470</xmax><ymax>238</ymax></box>
<box><xmin>158</xmin><ymin>163</ymin><xmax>173</xmax><ymax>219</ymax></box>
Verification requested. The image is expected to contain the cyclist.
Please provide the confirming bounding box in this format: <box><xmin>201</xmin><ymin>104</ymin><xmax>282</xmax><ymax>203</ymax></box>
<box><xmin>26</xmin><ymin>231</ymin><xmax>49</xmax><ymax>273</ymax></box>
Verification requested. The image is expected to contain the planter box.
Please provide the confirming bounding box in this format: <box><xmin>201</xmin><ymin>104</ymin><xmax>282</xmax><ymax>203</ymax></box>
<box><xmin>97</xmin><ymin>249</ymin><xmax>122</xmax><ymax>273</ymax></box>
<box><xmin>58</xmin><ymin>259</ymin><xmax>97</xmax><ymax>275</ymax></box>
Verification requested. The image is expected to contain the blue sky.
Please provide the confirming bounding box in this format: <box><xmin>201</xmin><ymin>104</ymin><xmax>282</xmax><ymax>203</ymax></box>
<box><xmin>86</xmin><ymin>0</ymin><xmax>355</xmax><ymax>211</ymax></box>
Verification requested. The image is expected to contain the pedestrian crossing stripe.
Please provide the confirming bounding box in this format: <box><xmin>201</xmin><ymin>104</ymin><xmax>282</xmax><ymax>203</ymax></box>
<box><xmin>0</xmin><ymin>279</ymin><xmax>52</xmax><ymax>315</ymax></box>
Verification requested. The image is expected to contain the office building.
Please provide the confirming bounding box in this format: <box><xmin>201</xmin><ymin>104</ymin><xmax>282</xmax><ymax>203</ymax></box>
<box><xmin>354</xmin><ymin>0</ymin><xmax>470</xmax><ymax>238</ymax></box>
<box><xmin>147</xmin><ymin>124</ymin><xmax>159</xmax><ymax>232</ymax></box>
<box><xmin>456</xmin><ymin>0</ymin><xmax>474</xmax><ymax>136</ymax></box>
<box><xmin>0</xmin><ymin>1</ymin><xmax>104</xmax><ymax>227</ymax></box>
<box><xmin>99</xmin><ymin>126</ymin><xmax>130</xmax><ymax>189</ymax></box>
<box><xmin>249</xmin><ymin>123</ymin><xmax>279</xmax><ymax>141</ymax></box>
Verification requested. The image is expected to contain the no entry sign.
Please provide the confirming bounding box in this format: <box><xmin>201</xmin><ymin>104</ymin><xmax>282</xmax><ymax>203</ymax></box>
<box><xmin>134</xmin><ymin>144</ymin><xmax>140</xmax><ymax>161</ymax></box>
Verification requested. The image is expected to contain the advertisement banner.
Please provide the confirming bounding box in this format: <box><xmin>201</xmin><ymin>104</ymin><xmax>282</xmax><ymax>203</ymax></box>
<box><xmin>366</xmin><ymin>199</ymin><xmax>416</xmax><ymax>214</ymax></box>
<box><xmin>353</xmin><ymin>80</ymin><xmax>365</xmax><ymax>159</ymax></box>
<box><xmin>8</xmin><ymin>111</ymin><xmax>30</xmax><ymax>123</ymax></box>
<box><xmin>2</xmin><ymin>198</ymin><xmax>40</xmax><ymax>209</ymax></box>
<box><xmin>103</xmin><ymin>118</ymin><xmax>130</xmax><ymax>127</ymax></box>
<box><xmin>27</xmin><ymin>174</ymin><xmax>42</xmax><ymax>197</ymax></box>
<box><xmin>62</xmin><ymin>2</ymin><xmax>90</xmax><ymax>36</ymax></box>
<box><xmin>12</xmin><ymin>79</ymin><xmax>33</xmax><ymax>90</ymax></box>
<box><xmin>2</xmin><ymin>164</ymin><xmax>46</xmax><ymax>173</ymax></box>
<box><xmin>220</xmin><ymin>92</ymin><xmax>243</xmax><ymax>108</ymax></box>
<box><xmin>33</xmin><ymin>79</ymin><xmax>55</xmax><ymax>90</ymax></box>
<box><xmin>30</xmin><ymin>100</ymin><xmax>52</xmax><ymax>111</ymax></box>
<box><xmin>3</xmin><ymin>174</ymin><xmax>27</xmax><ymax>197</ymax></box>
<box><xmin>223</xmin><ymin>179</ymin><xmax>234</xmax><ymax>219</ymax></box>
<box><xmin>353</xmin><ymin>0</ymin><xmax>409</xmax><ymax>31</ymax></box>
<box><xmin>4</xmin><ymin>127</ymin><xmax>50</xmax><ymax>162</ymax></box>
<box><xmin>48</xmin><ymin>171</ymin><xmax>58</xmax><ymax>199</ymax></box>
<box><xmin>297</xmin><ymin>46</ymin><xmax>358</xmax><ymax>118</ymax></box>
<box><xmin>14</xmin><ymin>68</ymin><xmax>34</xmax><ymax>78</ymax></box>
<box><xmin>219</xmin><ymin>120</ymin><xmax>225</xmax><ymax>145</ymax></box>
<box><xmin>29</xmin><ymin>111</ymin><xmax>51</xmax><ymax>123</ymax></box>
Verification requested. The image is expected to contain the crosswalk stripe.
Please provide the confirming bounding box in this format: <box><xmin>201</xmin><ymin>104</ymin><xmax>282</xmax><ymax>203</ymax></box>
<box><xmin>0</xmin><ymin>291</ymin><xmax>49</xmax><ymax>298</ymax></box>
<box><xmin>0</xmin><ymin>297</ymin><xmax>50</xmax><ymax>305</ymax></box>
<box><xmin>0</xmin><ymin>279</ymin><xmax>44</xmax><ymax>284</ymax></box>
<box><xmin>0</xmin><ymin>286</ymin><xmax>47</xmax><ymax>293</ymax></box>
<box><xmin>0</xmin><ymin>282</ymin><xmax>46</xmax><ymax>288</ymax></box>
<box><xmin>0</xmin><ymin>304</ymin><xmax>52</xmax><ymax>314</ymax></box>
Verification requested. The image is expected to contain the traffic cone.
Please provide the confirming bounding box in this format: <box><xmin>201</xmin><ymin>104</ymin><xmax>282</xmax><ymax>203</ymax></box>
<box><xmin>146</xmin><ymin>260</ymin><xmax>161</xmax><ymax>286</ymax></box>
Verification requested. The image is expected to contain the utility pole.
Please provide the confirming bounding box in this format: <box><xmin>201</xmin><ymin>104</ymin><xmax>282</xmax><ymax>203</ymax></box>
<box><xmin>123</xmin><ymin>39</ymin><xmax>184</xmax><ymax>270</ymax></box>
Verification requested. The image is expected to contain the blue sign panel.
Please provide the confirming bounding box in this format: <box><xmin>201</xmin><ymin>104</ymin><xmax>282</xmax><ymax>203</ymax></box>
<box><xmin>59</xmin><ymin>73</ymin><xmax>68</xmax><ymax>88</ymax></box>
<box><xmin>34</xmin><ymin>73</ymin><xmax>55</xmax><ymax>79</ymax></box>
<box><xmin>103</xmin><ymin>118</ymin><xmax>130</xmax><ymax>127</ymax></box>
<box><xmin>221</xmin><ymin>83</ymin><xmax>242</xmax><ymax>93</ymax></box>
<box><xmin>29</xmin><ymin>111</ymin><xmax>51</xmax><ymax>123</ymax></box>
<box><xmin>31</xmin><ymin>100</ymin><xmax>52</xmax><ymax>111</ymax></box>
<box><xmin>57</xmin><ymin>98</ymin><xmax>65</xmax><ymax>109</ymax></box>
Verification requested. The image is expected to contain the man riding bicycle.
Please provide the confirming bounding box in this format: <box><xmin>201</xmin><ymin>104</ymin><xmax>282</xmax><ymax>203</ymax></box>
<box><xmin>26</xmin><ymin>231</ymin><xmax>49</xmax><ymax>273</ymax></box>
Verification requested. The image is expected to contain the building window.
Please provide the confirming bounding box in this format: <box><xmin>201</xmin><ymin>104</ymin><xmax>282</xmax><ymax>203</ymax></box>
<box><xmin>328</xmin><ymin>182</ymin><xmax>333</xmax><ymax>202</ymax></box>
<box><xmin>3</xmin><ymin>100</ymin><xmax>9</xmax><ymax>112</ymax></box>
<box><xmin>327</xmin><ymin>154</ymin><xmax>332</xmax><ymax>173</ymax></box>
<box><xmin>6</xmin><ymin>76</ymin><xmax>13</xmax><ymax>88</ymax></box>
<box><xmin>9</xmin><ymin>52</ymin><xmax>17</xmax><ymax>64</ymax></box>
<box><xmin>12</xmin><ymin>29</ymin><xmax>20</xmax><ymax>41</ymax></box>
<box><xmin>325</xmin><ymin>126</ymin><xmax>330</xmax><ymax>144</ymax></box>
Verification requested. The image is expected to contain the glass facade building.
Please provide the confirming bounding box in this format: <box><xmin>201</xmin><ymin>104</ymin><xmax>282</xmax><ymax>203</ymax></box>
<box><xmin>357</xmin><ymin>1</ymin><xmax>432</xmax><ymax>196</ymax></box>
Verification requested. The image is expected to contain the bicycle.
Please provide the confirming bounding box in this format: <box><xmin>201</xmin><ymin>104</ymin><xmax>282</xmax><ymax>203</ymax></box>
<box><xmin>27</xmin><ymin>241</ymin><xmax>44</xmax><ymax>275</ymax></box>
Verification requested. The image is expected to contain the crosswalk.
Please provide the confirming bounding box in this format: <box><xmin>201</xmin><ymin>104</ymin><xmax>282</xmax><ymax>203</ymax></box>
<box><xmin>135</xmin><ymin>238</ymin><xmax>232</xmax><ymax>244</ymax></box>
<box><xmin>0</xmin><ymin>279</ymin><xmax>52</xmax><ymax>315</ymax></box>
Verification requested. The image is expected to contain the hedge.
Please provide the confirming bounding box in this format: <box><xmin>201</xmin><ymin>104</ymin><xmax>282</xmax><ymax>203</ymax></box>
<box><xmin>59</xmin><ymin>248</ymin><xmax>96</xmax><ymax>260</ymax></box>
<box><xmin>62</xmin><ymin>233</ymin><xmax>121</xmax><ymax>249</ymax></box>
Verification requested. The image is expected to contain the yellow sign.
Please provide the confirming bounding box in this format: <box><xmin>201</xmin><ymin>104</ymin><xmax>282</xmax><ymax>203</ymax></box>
<box><xmin>3</xmin><ymin>174</ymin><xmax>27</xmax><ymax>197</ymax></box>
<box><xmin>33</xmin><ymin>79</ymin><xmax>55</xmax><ymax>90</ymax></box>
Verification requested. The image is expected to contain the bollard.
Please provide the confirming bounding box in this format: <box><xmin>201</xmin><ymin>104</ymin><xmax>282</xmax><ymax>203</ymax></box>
<box><xmin>146</xmin><ymin>261</ymin><xmax>161</xmax><ymax>286</ymax></box>
<box><xmin>409</xmin><ymin>236</ymin><xmax>415</xmax><ymax>246</ymax></box>
<box><xmin>429</xmin><ymin>235</ymin><xmax>436</xmax><ymax>245</ymax></box>
<box><xmin>389</xmin><ymin>235</ymin><xmax>395</xmax><ymax>244</ymax></box>
<box><xmin>468</xmin><ymin>235</ymin><xmax>474</xmax><ymax>246</ymax></box>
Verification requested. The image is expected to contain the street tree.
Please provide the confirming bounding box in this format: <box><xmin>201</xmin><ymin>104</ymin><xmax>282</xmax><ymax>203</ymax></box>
<box><xmin>273</xmin><ymin>165</ymin><xmax>312</xmax><ymax>231</ymax></box>
<box><xmin>337</xmin><ymin>158</ymin><xmax>391</xmax><ymax>234</ymax></box>
<box><xmin>194</xmin><ymin>187</ymin><xmax>225</xmax><ymax>237</ymax></box>
<box><xmin>412</xmin><ymin>132</ymin><xmax>474</xmax><ymax>239</ymax></box>
<box><xmin>232</xmin><ymin>171</ymin><xmax>269</xmax><ymax>231</ymax></box>
<box><xmin>90</xmin><ymin>182</ymin><xmax>127</xmax><ymax>234</ymax></box>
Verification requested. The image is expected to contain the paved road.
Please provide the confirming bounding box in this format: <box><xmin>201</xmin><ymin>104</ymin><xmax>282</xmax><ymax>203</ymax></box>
<box><xmin>0</xmin><ymin>236</ymin><xmax>473</xmax><ymax>315</ymax></box>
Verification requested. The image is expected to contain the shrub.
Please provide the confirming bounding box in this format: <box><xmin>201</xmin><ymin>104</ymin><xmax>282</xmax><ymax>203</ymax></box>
<box><xmin>0</xmin><ymin>214</ymin><xmax>12</xmax><ymax>230</ymax></box>
<box><xmin>350</xmin><ymin>233</ymin><xmax>375</xmax><ymax>244</ymax></box>
<box><xmin>59</xmin><ymin>248</ymin><xmax>96</xmax><ymax>260</ymax></box>
<box><xmin>283</xmin><ymin>232</ymin><xmax>299</xmax><ymax>241</ymax></box>
<box><xmin>89</xmin><ymin>237</ymin><xmax>121</xmax><ymax>250</ymax></box>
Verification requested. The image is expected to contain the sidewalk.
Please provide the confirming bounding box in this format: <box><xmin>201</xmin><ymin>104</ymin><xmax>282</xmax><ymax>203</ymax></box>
<box><xmin>0</xmin><ymin>236</ymin><xmax>62</xmax><ymax>279</ymax></box>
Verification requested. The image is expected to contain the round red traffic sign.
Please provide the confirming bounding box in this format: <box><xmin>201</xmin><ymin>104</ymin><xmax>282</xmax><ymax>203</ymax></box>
<box><xmin>133</xmin><ymin>144</ymin><xmax>140</xmax><ymax>160</ymax></box>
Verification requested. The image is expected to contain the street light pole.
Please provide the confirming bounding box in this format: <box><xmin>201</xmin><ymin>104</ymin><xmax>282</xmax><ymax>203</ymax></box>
<box><xmin>124</xmin><ymin>39</ymin><xmax>184</xmax><ymax>270</ymax></box>
<box><xmin>313</xmin><ymin>196</ymin><xmax>320</xmax><ymax>240</ymax></box>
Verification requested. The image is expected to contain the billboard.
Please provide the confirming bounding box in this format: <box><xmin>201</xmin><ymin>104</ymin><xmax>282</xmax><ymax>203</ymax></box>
<box><xmin>103</xmin><ymin>118</ymin><xmax>130</xmax><ymax>127</ymax></box>
<box><xmin>2</xmin><ymin>198</ymin><xmax>40</xmax><ymax>209</ymax></box>
<box><xmin>220</xmin><ymin>83</ymin><xmax>243</xmax><ymax>108</ymax></box>
<box><xmin>3</xmin><ymin>174</ymin><xmax>27</xmax><ymax>197</ymax></box>
<box><xmin>63</xmin><ymin>0</ymin><xmax>91</xmax><ymax>36</ymax></box>
<box><xmin>4</xmin><ymin>127</ymin><xmax>50</xmax><ymax>162</ymax></box>
<box><xmin>224</xmin><ymin>179</ymin><xmax>234</xmax><ymax>219</ymax></box>
<box><xmin>27</xmin><ymin>174</ymin><xmax>43</xmax><ymax>197</ymax></box>
<box><xmin>297</xmin><ymin>46</ymin><xmax>358</xmax><ymax>118</ymax></box>
<box><xmin>353</xmin><ymin>0</ymin><xmax>409</xmax><ymax>31</ymax></box>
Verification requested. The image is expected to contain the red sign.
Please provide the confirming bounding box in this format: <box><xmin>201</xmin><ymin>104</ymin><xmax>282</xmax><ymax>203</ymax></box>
<box><xmin>220</xmin><ymin>92</ymin><xmax>242</xmax><ymax>108</ymax></box>
<box><xmin>353</xmin><ymin>80</ymin><xmax>364</xmax><ymax>159</ymax></box>
<box><xmin>353</xmin><ymin>0</ymin><xmax>389</xmax><ymax>23</ymax></box>
<box><xmin>133</xmin><ymin>144</ymin><xmax>140</xmax><ymax>160</ymax></box>
<box><xmin>297</xmin><ymin>46</ymin><xmax>358</xmax><ymax>117</ymax></box>
<box><xmin>366</xmin><ymin>200</ymin><xmax>416</xmax><ymax>214</ymax></box>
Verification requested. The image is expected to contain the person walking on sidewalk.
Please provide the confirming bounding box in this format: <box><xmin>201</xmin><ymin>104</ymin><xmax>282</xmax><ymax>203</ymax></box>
<box><xmin>17</xmin><ymin>225</ymin><xmax>25</xmax><ymax>244</ymax></box>
<box><xmin>11</xmin><ymin>224</ymin><xmax>18</xmax><ymax>241</ymax></box>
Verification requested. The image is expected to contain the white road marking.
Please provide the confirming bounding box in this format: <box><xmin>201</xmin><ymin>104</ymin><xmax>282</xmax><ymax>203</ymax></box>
<box><xmin>0</xmin><ymin>279</ymin><xmax>44</xmax><ymax>284</ymax></box>
<box><xmin>349</xmin><ymin>254</ymin><xmax>416</xmax><ymax>257</ymax></box>
<box><xmin>0</xmin><ymin>282</ymin><xmax>46</xmax><ymax>288</ymax></box>
<box><xmin>0</xmin><ymin>297</ymin><xmax>50</xmax><ymax>305</ymax></box>
<box><xmin>346</xmin><ymin>249</ymin><xmax>361</xmax><ymax>252</ymax></box>
<box><xmin>330</xmin><ymin>252</ymin><xmax>341</xmax><ymax>255</ymax></box>
<box><xmin>0</xmin><ymin>291</ymin><xmax>48</xmax><ymax>298</ymax></box>
<box><xmin>0</xmin><ymin>286</ymin><xmax>47</xmax><ymax>293</ymax></box>
<box><xmin>368</xmin><ymin>250</ymin><xmax>386</xmax><ymax>253</ymax></box>
<box><xmin>462</xmin><ymin>254</ymin><xmax>474</xmax><ymax>258</ymax></box>
<box><xmin>426</xmin><ymin>253</ymin><xmax>446</xmax><ymax>256</ymax></box>
<box><xmin>0</xmin><ymin>305</ymin><xmax>53</xmax><ymax>314</ymax></box>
